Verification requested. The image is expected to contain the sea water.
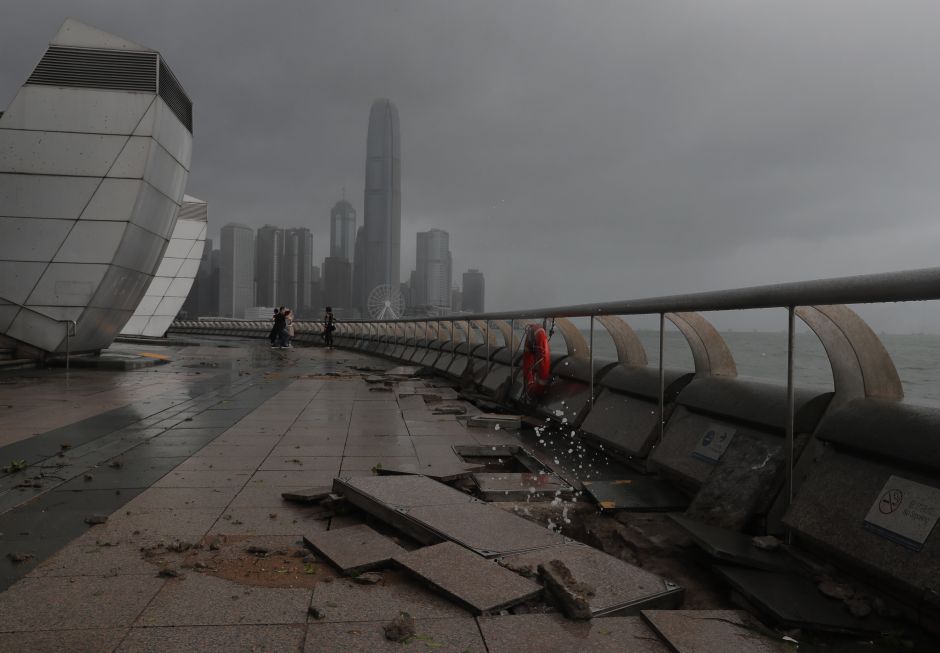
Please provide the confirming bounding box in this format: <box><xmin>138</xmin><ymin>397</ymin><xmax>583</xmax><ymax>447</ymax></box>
<box><xmin>567</xmin><ymin>330</ymin><xmax>940</xmax><ymax>404</ymax></box>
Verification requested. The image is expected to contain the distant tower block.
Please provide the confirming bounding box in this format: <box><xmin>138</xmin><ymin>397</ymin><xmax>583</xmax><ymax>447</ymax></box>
<box><xmin>0</xmin><ymin>19</ymin><xmax>193</xmax><ymax>353</ymax></box>
<box><xmin>121</xmin><ymin>196</ymin><xmax>207</xmax><ymax>338</ymax></box>
<box><xmin>361</xmin><ymin>99</ymin><xmax>401</xmax><ymax>311</ymax></box>
<box><xmin>330</xmin><ymin>199</ymin><xmax>357</xmax><ymax>262</ymax></box>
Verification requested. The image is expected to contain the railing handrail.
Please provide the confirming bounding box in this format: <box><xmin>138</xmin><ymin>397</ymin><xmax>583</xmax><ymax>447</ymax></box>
<box><xmin>0</xmin><ymin>294</ymin><xmax>77</xmax><ymax>333</ymax></box>
<box><xmin>320</xmin><ymin>266</ymin><xmax>940</xmax><ymax>323</ymax></box>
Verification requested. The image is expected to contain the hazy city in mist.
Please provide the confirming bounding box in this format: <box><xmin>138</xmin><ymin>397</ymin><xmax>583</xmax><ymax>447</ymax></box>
<box><xmin>4</xmin><ymin>2</ymin><xmax>940</xmax><ymax>331</ymax></box>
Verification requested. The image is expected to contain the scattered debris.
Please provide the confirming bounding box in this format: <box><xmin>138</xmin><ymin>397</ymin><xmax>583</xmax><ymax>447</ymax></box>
<box><xmin>207</xmin><ymin>534</ymin><xmax>225</xmax><ymax>551</ymax></box>
<box><xmin>817</xmin><ymin>578</ymin><xmax>854</xmax><ymax>601</ymax></box>
<box><xmin>2</xmin><ymin>459</ymin><xmax>27</xmax><ymax>473</ymax></box>
<box><xmin>157</xmin><ymin>567</ymin><xmax>184</xmax><ymax>578</ymax></box>
<box><xmin>308</xmin><ymin>605</ymin><xmax>326</xmax><ymax>620</ymax></box>
<box><xmin>246</xmin><ymin>545</ymin><xmax>269</xmax><ymax>557</ymax></box>
<box><xmin>107</xmin><ymin>460</ymin><xmax>123</xmax><ymax>469</ymax></box>
<box><xmin>84</xmin><ymin>515</ymin><xmax>108</xmax><ymax>525</ymax></box>
<box><xmin>751</xmin><ymin>535</ymin><xmax>781</xmax><ymax>551</ymax></box>
<box><xmin>538</xmin><ymin>559</ymin><xmax>594</xmax><ymax>620</ymax></box>
<box><xmin>432</xmin><ymin>404</ymin><xmax>467</xmax><ymax>415</ymax></box>
<box><xmin>383</xmin><ymin>612</ymin><xmax>416</xmax><ymax>642</ymax></box>
<box><xmin>166</xmin><ymin>540</ymin><xmax>193</xmax><ymax>553</ymax></box>
<box><xmin>83</xmin><ymin>473</ymin><xmax>94</xmax><ymax>482</ymax></box>
<box><xmin>7</xmin><ymin>552</ymin><xmax>33</xmax><ymax>563</ymax></box>
<box><xmin>351</xmin><ymin>571</ymin><xmax>384</xmax><ymax>585</ymax></box>
<box><xmin>368</xmin><ymin>386</ymin><xmax>393</xmax><ymax>393</ymax></box>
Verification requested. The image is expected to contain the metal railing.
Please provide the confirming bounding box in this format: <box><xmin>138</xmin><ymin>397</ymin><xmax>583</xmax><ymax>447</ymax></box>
<box><xmin>171</xmin><ymin>265</ymin><xmax>940</xmax><ymax>519</ymax></box>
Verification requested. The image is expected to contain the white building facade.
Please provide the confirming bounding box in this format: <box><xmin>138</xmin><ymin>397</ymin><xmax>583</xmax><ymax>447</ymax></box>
<box><xmin>0</xmin><ymin>19</ymin><xmax>193</xmax><ymax>353</ymax></box>
<box><xmin>121</xmin><ymin>195</ymin><xmax>207</xmax><ymax>337</ymax></box>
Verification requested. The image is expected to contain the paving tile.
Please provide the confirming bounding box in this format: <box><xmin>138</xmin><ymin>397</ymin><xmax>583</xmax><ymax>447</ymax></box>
<box><xmin>498</xmin><ymin>543</ymin><xmax>682</xmax><ymax>616</ymax></box>
<box><xmin>642</xmin><ymin>609</ymin><xmax>787</xmax><ymax>652</ymax></box>
<box><xmin>120</xmin><ymin>487</ymin><xmax>240</xmax><ymax>511</ymax></box>
<box><xmin>152</xmin><ymin>470</ymin><xmax>252</xmax><ymax>488</ymax></box>
<box><xmin>259</xmin><ymin>456</ymin><xmax>343</xmax><ymax>471</ymax></box>
<box><xmin>173</xmin><ymin>455</ymin><xmax>263</xmax><ymax>472</ymax></box>
<box><xmin>584</xmin><ymin>478</ymin><xmax>689</xmax><ymax>513</ymax></box>
<box><xmin>335</xmin><ymin>474</ymin><xmax>475</xmax><ymax>509</ymax></box>
<box><xmin>118</xmin><ymin>624</ymin><xmax>307</xmax><ymax>652</ymax></box>
<box><xmin>473</xmin><ymin>472</ymin><xmax>573</xmax><ymax>501</ymax></box>
<box><xmin>0</xmin><ymin>628</ymin><xmax>128</xmax><ymax>653</ymax></box>
<box><xmin>96</xmin><ymin>508</ymin><xmax>221</xmax><ymax>546</ymax></box>
<box><xmin>231</xmin><ymin>484</ymin><xmax>333</xmax><ymax>509</ymax></box>
<box><xmin>135</xmin><ymin>573</ymin><xmax>311</xmax><ymax>626</ymax></box>
<box><xmin>212</xmin><ymin>506</ymin><xmax>328</xmax><ymax>536</ymax></box>
<box><xmin>27</xmin><ymin>532</ymin><xmax>156</xmax><ymax>577</ymax></box>
<box><xmin>309</xmin><ymin>571</ymin><xmax>465</xmax><ymax>622</ymax></box>
<box><xmin>250</xmin><ymin>470</ymin><xmax>338</xmax><ymax>487</ymax></box>
<box><xmin>669</xmin><ymin>515</ymin><xmax>796</xmax><ymax>573</ymax></box>
<box><xmin>305</xmin><ymin>617</ymin><xmax>486</xmax><ymax>652</ymax></box>
<box><xmin>271</xmin><ymin>445</ymin><xmax>346</xmax><ymax>458</ymax></box>
<box><xmin>0</xmin><ymin>575</ymin><xmax>165</xmax><ymax>631</ymax></box>
<box><xmin>478</xmin><ymin>614</ymin><xmax>668</xmax><ymax>653</ymax></box>
<box><xmin>395</xmin><ymin>542</ymin><xmax>541</xmax><ymax>614</ymax></box>
<box><xmin>406</xmin><ymin>502</ymin><xmax>567</xmax><ymax>557</ymax></box>
<box><xmin>304</xmin><ymin>524</ymin><xmax>407</xmax><ymax>574</ymax></box>
<box><xmin>339</xmin><ymin>456</ymin><xmax>419</xmax><ymax>472</ymax></box>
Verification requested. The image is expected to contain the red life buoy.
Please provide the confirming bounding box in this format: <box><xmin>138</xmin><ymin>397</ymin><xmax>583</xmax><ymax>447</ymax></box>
<box><xmin>522</xmin><ymin>325</ymin><xmax>551</xmax><ymax>396</ymax></box>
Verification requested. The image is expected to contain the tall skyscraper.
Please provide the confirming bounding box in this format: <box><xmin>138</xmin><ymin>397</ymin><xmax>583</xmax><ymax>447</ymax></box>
<box><xmin>330</xmin><ymin>200</ymin><xmax>357</xmax><ymax>261</ymax></box>
<box><xmin>361</xmin><ymin>98</ymin><xmax>401</xmax><ymax>313</ymax></box>
<box><xmin>220</xmin><ymin>224</ymin><xmax>254</xmax><ymax>318</ymax></box>
<box><xmin>283</xmin><ymin>228</ymin><xmax>314</xmax><ymax>314</ymax></box>
<box><xmin>462</xmin><ymin>269</ymin><xmax>485</xmax><ymax>313</ymax></box>
<box><xmin>351</xmin><ymin>226</ymin><xmax>366</xmax><ymax>316</ymax></box>
<box><xmin>323</xmin><ymin>257</ymin><xmax>352</xmax><ymax>310</ymax></box>
<box><xmin>255</xmin><ymin>225</ymin><xmax>284</xmax><ymax>307</ymax></box>
<box><xmin>183</xmin><ymin>237</ymin><xmax>215</xmax><ymax>318</ymax></box>
<box><xmin>414</xmin><ymin>229</ymin><xmax>452</xmax><ymax>312</ymax></box>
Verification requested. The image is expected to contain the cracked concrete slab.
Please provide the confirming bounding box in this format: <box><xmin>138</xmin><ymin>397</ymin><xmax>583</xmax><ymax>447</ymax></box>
<box><xmin>304</xmin><ymin>524</ymin><xmax>407</xmax><ymax>574</ymax></box>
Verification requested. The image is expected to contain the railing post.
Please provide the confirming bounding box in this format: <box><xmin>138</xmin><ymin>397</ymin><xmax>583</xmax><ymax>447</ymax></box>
<box><xmin>65</xmin><ymin>320</ymin><xmax>72</xmax><ymax>384</ymax></box>
<box><xmin>786</xmin><ymin>306</ymin><xmax>796</xmax><ymax>542</ymax></box>
<box><xmin>589</xmin><ymin>315</ymin><xmax>595</xmax><ymax>406</ymax></box>
<box><xmin>466</xmin><ymin>319</ymin><xmax>471</xmax><ymax>362</ymax></box>
<box><xmin>658</xmin><ymin>312</ymin><xmax>665</xmax><ymax>445</ymax></box>
<box><xmin>485</xmin><ymin>321</ymin><xmax>490</xmax><ymax>366</ymax></box>
<box><xmin>509</xmin><ymin>318</ymin><xmax>515</xmax><ymax>384</ymax></box>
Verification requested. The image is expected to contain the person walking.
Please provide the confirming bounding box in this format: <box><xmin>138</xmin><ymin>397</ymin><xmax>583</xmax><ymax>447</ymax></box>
<box><xmin>269</xmin><ymin>307</ymin><xmax>282</xmax><ymax>346</ymax></box>
<box><xmin>323</xmin><ymin>306</ymin><xmax>335</xmax><ymax>349</ymax></box>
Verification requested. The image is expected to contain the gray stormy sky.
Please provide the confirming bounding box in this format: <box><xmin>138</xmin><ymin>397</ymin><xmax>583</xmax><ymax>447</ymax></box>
<box><xmin>3</xmin><ymin>1</ymin><xmax>940</xmax><ymax>332</ymax></box>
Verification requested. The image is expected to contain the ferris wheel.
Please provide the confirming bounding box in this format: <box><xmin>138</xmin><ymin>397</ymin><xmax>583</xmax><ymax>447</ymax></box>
<box><xmin>366</xmin><ymin>284</ymin><xmax>405</xmax><ymax>319</ymax></box>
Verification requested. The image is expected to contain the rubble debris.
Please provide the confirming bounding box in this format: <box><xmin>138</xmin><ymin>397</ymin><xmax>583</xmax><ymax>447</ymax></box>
<box><xmin>351</xmin><ymin>572</ymin><xmax>384</xmax><ymax>585</ymax></box>
<box><xmin>157</xmin><ymin>567</ymin><xmax>184</xmax><ymax>578</ymax></box>
<box><xmin>817</xmin><ymin>578</ymin><xmax>854</xmax><ymax>601</ymax></box>
<box><xmin>166</xmin><ymin>540</ymin><xmax>193</xmax><ymax>553</ymax></box>
<box><xmin>383</xmin><ymin>612</ymin><xmax>416</xmax><ymax>642</ymax></box>
<box><xmin>7</xmin><ymin>552</ymin><xmax>33</xmax><ymax>563</ymax></box>
<box><xmin>84</xmin><ymin>515</ymin><xmax>108</xmax><ymax>525</ymax></box>
<box><xmin>538</xmin><ymin>559</ymin><xmax>594</xmax><ymax>620</ymax></box>
<box><xmin>281</xmin><ymin>486</ymin><xmax>332</xmax><ymax>504</ymax></box>
<box><xmin>308</xmin><ymin>605</ymin><xmax>326</xmax><ymax>620</ymax></box>
<box><xmin>432</xmin><ymin>404</ymin><xmax>467</xmax><ymax>415</ymax></box>
<box><xmin>751</xmin><ymin>535</ymin><xmax>781</xmax><ymax>551</ymax></box>
<box><xmin>246</xmin><ymin>545</ymin><xmax>270</xmax><ymax>557</ymax></box>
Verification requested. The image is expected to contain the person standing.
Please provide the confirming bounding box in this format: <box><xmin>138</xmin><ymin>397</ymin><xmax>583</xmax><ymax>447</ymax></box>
<box><xmin>273</xmin><ymin>307</ymin><xmax>287</xmax><ymax>349</ymax></box>
<box><xmin>323</xmin><ymin>306</ymin><xmax>335</xmax><ymax>349</ymax></box>
<box><xmin>269</xmin><ymin>307</ymin><xmax>282</xmax><ymax>346</ymax></box>
<box><xmin>283</xmin><ymin>309</ymin><xmax>295</xmax><ymax>348</ymax></box>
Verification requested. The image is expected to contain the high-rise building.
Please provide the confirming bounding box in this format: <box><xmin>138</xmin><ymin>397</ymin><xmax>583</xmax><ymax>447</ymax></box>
<box><xmin>361</xmin><ymin>99</ymin><xmax>401</xmax><ymax>312</ymax></box>
<box><xmin>451</xmin><ymin>287</ymin><xmax>462</xmax><ymax>313</ymax></box>
<box><xmin>330</xmin><ymin>200</ymin><xmax>357</xmax><ymax>261</ymax></box>
<box><xmin>255</xmin><ymin>225</ymin><xmax>284</xmax><ymax>307</ymax></box>
<box><xmin>283</xmin><ymin>228</ymin><xmax>314</xmax><ymax>314</ymax></box>
<box><xmin>462</xmin><ymin>269</ymin><xmax>485</xmax><ymax>313</ymax></box>
<box><xmin>310</xmin><ymin>265</ymin><xmax>323</xmax><ymax>313</ymax></box>
<box><xmin>351</xmin><ymin>226</ymin><xmax>366</xmax><ymax>314</ymax></box>
<box><xmin>183</xmin><ymin>237</ymin><xmax>215</xmax><ymax>318</ymax></box>
<box><xmin>323</xmin><ymin>257</ymin><xmax>352</xmax><ymax>310</ymax></box>
<box><xmin>414</xmin><ymin>229</ymin><xmax>452</xmax><ymax>311</ymax></box>
<box><xmin>219</xmin><ymin>224</ymin><xmax>255</xmax><ymax>317</ymax></box>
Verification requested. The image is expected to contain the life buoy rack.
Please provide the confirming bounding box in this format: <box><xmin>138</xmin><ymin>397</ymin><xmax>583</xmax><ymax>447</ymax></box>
<box><xmin>522</xmin><ymin>324</ymin><xmax>551</xmax><ymax>396</ymax></box>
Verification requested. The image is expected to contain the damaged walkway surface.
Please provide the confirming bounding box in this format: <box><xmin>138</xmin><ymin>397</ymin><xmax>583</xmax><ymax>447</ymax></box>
<box><xmin>0</xmin><ymin>338</ymin><xmax>934</xmax><ymax>651</ymax></box>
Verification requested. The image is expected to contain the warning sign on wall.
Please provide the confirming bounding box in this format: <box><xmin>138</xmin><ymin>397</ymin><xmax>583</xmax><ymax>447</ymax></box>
<box><xmin>691</xmin><ymin>423</ymin><xmax>736</xmax><ymax>464</ymax></box>
<box><xmin>863</xmin><ymin>475</ymin><xmax>940</xmax><ymax>551</ymax></box>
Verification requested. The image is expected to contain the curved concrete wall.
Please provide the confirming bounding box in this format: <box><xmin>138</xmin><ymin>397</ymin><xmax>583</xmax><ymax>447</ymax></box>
<box><xmin>0</xmin><ymin>19</ymin><xmax>193</xmax><ymax>353</ymax></box>
<box><xmin>121</xmin><ymin>195</ymin><xmax>207</xmax><ymax>337</ymax></box>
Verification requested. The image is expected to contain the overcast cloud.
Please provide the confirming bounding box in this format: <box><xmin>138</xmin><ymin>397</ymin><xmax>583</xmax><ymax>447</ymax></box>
<box><xmin>3</xmin><ymin>1</ymin><xmax>940</xmax><ymax>331</ymax></box>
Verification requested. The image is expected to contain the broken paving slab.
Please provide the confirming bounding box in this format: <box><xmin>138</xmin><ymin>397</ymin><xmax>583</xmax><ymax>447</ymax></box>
<box><xmin>642</xmin><ymin>609</ymin><xmax>789</xmax><ymax>653</ymax></box>
<box><xmin>478</xmin><ymin>614</ymin><xmax>669</xmax><ymax>653</ymax></box>
<box><xmin>713</xmin><ymin>566</ymin><xmax>887</xmax><ymax>634</ymax></box>
<box><xmin>394</xmin><ymin>541</ymin><xmax>541</xmax><ymax>615</ymax></box>
<box><xmin>405</xmin><ymin>502</ymin><xmax>569</xmax><ymax>557</ymax></box>
<box><xmin>465</xmin><ymin>414</ymin><xmax>521</xmax><ymax>430</ymax></box>
<box><xmin>281</xmin><ymin>486</ymin><xmax>332</xmax><ymax>505</ymax></box>
<box><xmin>669</xmin><ymin>515</ymin><xmax>796</xmax><ymax>573</ymax></box>
<box><xmin>377</xmin><ymin>462</ymin><xmax>487</xmax><ymax>482</ymax></box>
<box><xmin>304</xmin><ymin>524</ymin><xmax>407</xmax><ymax>575</ymax></box>
<box><xmin>583</xmin><ymin>478</ymin><xmax>689</xmax><ymax>513</ymax></box>
<box><xmin>472</xmin><ymin>472</ymin><xmax>575</xmax><ymax>501</ymax></box>
<box><xmin>498</xmin><ymin>543</ymin><xmax>683</xmax><ymax>616</ymax></box>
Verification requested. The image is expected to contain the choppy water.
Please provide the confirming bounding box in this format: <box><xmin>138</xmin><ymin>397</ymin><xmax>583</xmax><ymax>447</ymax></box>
<box><xmin>565</xmin><ymin>330</ymin><xmax>940</xmax><ymax>405</ymax></box>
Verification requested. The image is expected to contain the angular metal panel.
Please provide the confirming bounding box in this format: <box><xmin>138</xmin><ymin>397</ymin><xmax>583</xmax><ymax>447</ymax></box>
<box><xmin>0</xmin><ymin>173</ymin><xmax>98</xmax><ymax>220</ymax></box>
<box><xmin>0</xmin><ymin>86</ymin><xmax>155</xmax><ymax>134</ymax></box>
<box><xmin>0</xmin><ymin>217</ymin><xmax>72</xmax><ymax>261</ymax></box>
<box><xmin>0</xmin><ymin>131</ymin><xmax>127</xmax><ymax>176</ymax></box>
<box><xmin>52</xmin><ymin>221</ymin><xmax>127</xmax><ymax>264</ymax></box>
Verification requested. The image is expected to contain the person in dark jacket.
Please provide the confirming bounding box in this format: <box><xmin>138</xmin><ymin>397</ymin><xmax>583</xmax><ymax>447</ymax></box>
<box><xmin>323</xmin><ymin>306</ymin><xmax>335</xmax><ymax>349</ymax></box>
<box><xmin>269</xmin><ymin>307</ymin><xmax>282</xmax><ymax>346</ymax></box>
<box><xmin>273</xmin><ymin>308</ymin><xmax>288</xmax><ymax>349</ymax></box>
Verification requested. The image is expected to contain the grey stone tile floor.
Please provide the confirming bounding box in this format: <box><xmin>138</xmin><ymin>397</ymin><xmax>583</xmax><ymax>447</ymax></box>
<box><xmin>1</xmin><ymin>338</ymin><xmax>575</xmax><ymax>650</ymax></box>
